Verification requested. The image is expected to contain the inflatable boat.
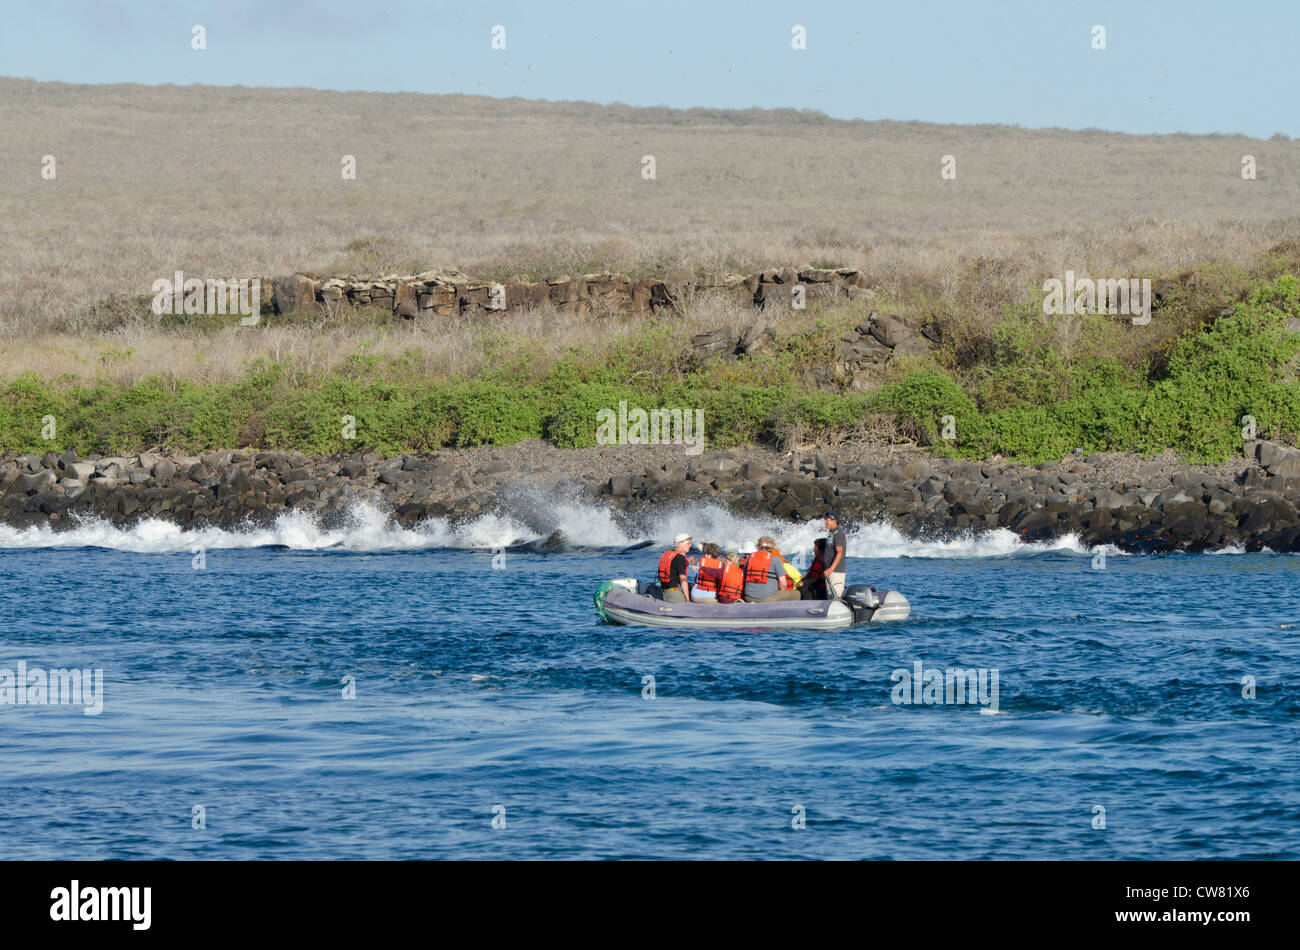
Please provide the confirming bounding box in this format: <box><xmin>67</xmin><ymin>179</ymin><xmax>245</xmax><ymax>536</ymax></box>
<box><xmin>594</xmin><ymin>578</ymin><xmax>910</xmax><ymax>630</ymax></box>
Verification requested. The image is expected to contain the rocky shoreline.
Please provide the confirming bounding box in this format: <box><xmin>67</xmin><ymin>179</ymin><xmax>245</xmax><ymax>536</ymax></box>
<box><xmin>4</xmin><ymin>440</ymin><xmax>1300</xmax><ymax>552</ymax></box>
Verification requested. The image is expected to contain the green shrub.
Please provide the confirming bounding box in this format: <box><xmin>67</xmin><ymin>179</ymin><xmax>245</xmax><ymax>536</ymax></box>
<box><xmin>0</xmin><ymin>375</ymin><xmax>62</xmax><ymax>452</ymax></box>
<box><xmin>779</xmin><ymin>390</ymin><xmax>871</xmax><ymax>432</ymax></box>
<box><xmin>544</xmin><ymin>382</ymin><xmax>645</xmax><ymax>449</ymax></box>
<box><xmin>689</xmin><ymin>383</ymin><xmax>789</xmax><ymax>447</ymax></box>
<box><xmin>1131</xmin><ymin>276</ymin><xmax>1300</xmax><ymax>459</ymax></box>
<box><xmin>3</xmin><ymin>274</ymin><xmax>1299</xmax><ymax>462</ymax></box>
<box><xmin>449</xmin><ymin>383</ymin><xmax>543</xmax><ymax>447</ymax></box>
<box><xmin>869</xmin><ymin>367</ymin><xmax>982</xmax><ymax>446</ymax></box>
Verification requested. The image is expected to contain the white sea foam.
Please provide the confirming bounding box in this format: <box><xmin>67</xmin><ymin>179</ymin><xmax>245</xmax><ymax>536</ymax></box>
<box><xmin>0</xmin><ymin>494</ymin><xmax>1127</xmax><ymax>559</ymax></box>
<box><xmin>0</xmin><ymin>502</ymin><xmax>436</xmax><ymax>553</ymax></box>
<box><xmin>641</xmin><ymin>505</ymin><xmax>1099</xmax><ymax>559</ymax></box>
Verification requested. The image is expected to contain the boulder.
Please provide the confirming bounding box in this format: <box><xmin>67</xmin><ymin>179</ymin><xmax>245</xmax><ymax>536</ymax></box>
<box><xmin>696</xmin><ymin>456</ymin><xmax>741</xmax><ymax>476</ymax></box>
<box><xmin>804</xmin><ymin>367</ymin><xmax>837</xmax><ymax>393</ymax></box>
<box><xmin>1257</xmin><ymin>441</ymin><xmax>1298</xmax><ymax>470</ymax></box>
<box><xmin>1092</xmin><ymin>488</ymin><xmax>1127</xmax><ymax>510</ymax></box>
<box><xmin>217</xmin><ymin>465</ymin><xmax>252</xmax><ymax>498</ymax></box>
<box><xmin>1156</xmin><ymin>487</ymin><xmax>1194</xmax><ymax>508</ymax></box>
<box><xmin>272</xmin><ymin>274</ymin><xmax>319</xmax><ymax>315</ymax></box>
<box><xmin>202</xmin><ymin>450</ymin><xmax>233</xmax><ymax>471</ymax></box>
<box><xmin>393</xmin><ymin>282</ymin><xmax>421</xmax><ymax>319</ymax></box>
<box><xmin>691</xmin><ymin>328</ymin><xmax>735</xmax><ymax>357</ymax></box>
<box><xmin>18</xmin><ymin>470</ymin><xmax>56</xmax><ymax>493</ymax></box>
<box><xmin>890</xmin><ymin>335</ymin><xmax>930</xmax><ymax>357</ymax></box>
<box><xmin>867</xmin><ymin>312</ymin><xmax>917</xmax><ymax>348</ymax></box>
<box><xmin>848</xmin><ymin>333</ymin><xmax>892</xmax><ymax>363</ymax></box>
<box><xmin>1240</xmin><ymin>497</ymin><xmax>1295</xmax><ymax>534</ymax></box>
<box><xmin>737</xmin><ymin>323</ymin><xmax>778</xmax><ymax>356</ymax></box>
<box><xmin>65</xmin><ymin>461</ymin><xmax>96</xmax><ymax>481</ymax></box>
<box><xmin>506</xmin><ymin>279</ymin><xmax>550</xmax><ymax>310</ymax></box>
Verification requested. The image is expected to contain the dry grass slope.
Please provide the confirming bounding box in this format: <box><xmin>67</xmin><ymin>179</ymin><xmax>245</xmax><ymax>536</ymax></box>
<box><xmin>1</xmin><ymin>77</ymin><xmax>1298</xmax><ymax>384</ymax></box>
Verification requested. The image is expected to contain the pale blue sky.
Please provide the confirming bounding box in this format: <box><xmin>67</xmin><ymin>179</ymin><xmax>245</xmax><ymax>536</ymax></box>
<box><xmin>4</xmin><ymin>0</ymin><xmax>1295</xmax><ymax>137</ymax></box>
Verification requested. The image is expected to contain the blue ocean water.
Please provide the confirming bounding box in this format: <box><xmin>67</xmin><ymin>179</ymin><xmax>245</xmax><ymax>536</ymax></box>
<box><xmin>0</xmin><ymin>501</ymin><xmax>1296</xmax><ymax>860</ymax></box>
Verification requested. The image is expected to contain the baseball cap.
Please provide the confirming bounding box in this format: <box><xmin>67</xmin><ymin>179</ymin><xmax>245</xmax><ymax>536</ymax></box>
<box><xmin>673</xmin><ymin>533</ymin><xmax>693</xmax><ymax>545</ymax></box>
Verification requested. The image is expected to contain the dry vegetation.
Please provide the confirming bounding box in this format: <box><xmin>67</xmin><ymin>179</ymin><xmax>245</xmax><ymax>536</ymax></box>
<box><xmin>1</xmin><ymin>77</ymin><xmax>1298</xmax><ymax>384</ymax></box>
<box><xmin>0</xmin><ymin>294</ymin><xmax>782</xmax><ymax>388</ymax></box>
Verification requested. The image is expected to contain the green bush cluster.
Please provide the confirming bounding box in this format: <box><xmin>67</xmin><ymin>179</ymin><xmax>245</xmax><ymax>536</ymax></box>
<box><xmin>869</xmin><ymin>274</ymin><xmax>1300</xmax><ymax>462</ymax></box>
<box><xmin>0</xmin><ymin>358</ymin><xmax>872</xmax><ymax>457</ymax></box>
<box><xmin>4</xmin><ymin>275</ymin><xmax>1298</xmax><ymax>463</ymax></box>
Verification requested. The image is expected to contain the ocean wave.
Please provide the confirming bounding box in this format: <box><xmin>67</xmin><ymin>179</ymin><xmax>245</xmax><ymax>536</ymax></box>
<box><xmin>0</xmin><ymin>493</ymin><xmax>1126</xmax><ymax>559</ymax></box>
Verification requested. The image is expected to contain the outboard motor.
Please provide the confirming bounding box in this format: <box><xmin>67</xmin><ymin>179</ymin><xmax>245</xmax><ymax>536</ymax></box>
<box><xmin>842</xmin><ymin>584</ymin><xmax>880</xmax><ymax>624</ymax></box>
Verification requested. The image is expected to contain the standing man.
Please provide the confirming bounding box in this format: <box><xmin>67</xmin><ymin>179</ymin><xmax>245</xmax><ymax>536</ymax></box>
<box><xmin>657</xmin><ymin>533</ymin><xmax>693</xmax><ymax>603</ymax></box>
<box><xmin>823</xmin><ymin>511</ymin><xmax>847</xmax><ymax>598</ymax></box>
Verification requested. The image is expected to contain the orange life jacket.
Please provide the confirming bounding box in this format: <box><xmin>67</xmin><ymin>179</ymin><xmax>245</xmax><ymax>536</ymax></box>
<box><xmin>718</xmin><ymin>561</ymin><xmax>745</xmax><ymax>602</ymax></box>
<box><xmin>657</xmin><ymin>550</ymin><xmax>683</xmax><ymax>587</ymax></box>
<box><xmin>743</xmin><ymin>550</ymin><xmax>774</xmax><ymax>584</ymax></box>
<box><xmin>744</xmin><ymin>549</ymin><xmax>794</xmax><ymax>589</ymax></box>
<box><xmin>694</xmin><ymin>555</ymin><xmax>725</xmax><ymax>593</ymax></box>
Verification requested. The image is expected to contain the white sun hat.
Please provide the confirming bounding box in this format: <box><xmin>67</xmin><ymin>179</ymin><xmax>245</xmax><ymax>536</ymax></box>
<box><xmin>674</xmin><ymin>533</ymin><xmax>693</xmax><ymax>545</ymax></box>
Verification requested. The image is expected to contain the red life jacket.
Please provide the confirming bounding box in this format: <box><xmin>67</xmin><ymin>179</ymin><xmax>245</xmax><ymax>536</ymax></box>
<box><xmin>694</xmin><ymin>555</ymin><xmax>725</xmax><ymax>593</ymax></box>
<box><xmin>805</xmin><ymin>555</ymin><xmax>826</xmax><ymax>582</ymax></box>
<box><xmin>718</xmin><ymin>562</ymin><xmax>745</xmax><ymax>602</ymax></box>
<box><xmin>657</xmin><ymin>550</ymin><xmax>683</xmax><ymax>586</ymax></box>
<box><xmin>743</xmin><ymin>550</ymin><xmax>774</xmax><ymax>584</ymax></box>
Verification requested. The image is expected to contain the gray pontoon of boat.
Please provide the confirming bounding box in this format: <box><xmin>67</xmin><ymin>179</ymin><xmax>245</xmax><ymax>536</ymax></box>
<box><xmin>594</xmin><ymin>578</ymin><xmax>910</xmax><ymax>630</ymax></box>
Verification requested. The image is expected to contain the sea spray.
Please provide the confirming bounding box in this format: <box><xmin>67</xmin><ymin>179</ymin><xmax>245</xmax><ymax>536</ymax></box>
<box><xmin>0</xmin><ymin>493</ymin><xmax>1120</xmax><ymax>558</ymax></box>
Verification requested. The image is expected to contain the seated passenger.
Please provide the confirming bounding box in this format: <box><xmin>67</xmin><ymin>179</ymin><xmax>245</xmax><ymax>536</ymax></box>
<box><xmin>717</xmin><ymin>551</ymin><xmax>745</xmax><ymax>604</ymax></box>
<box><xmin>742</xmin><ymin>537</ymin><xmax>801</xmax><ymax>602</ymax></box>
<box><xmin>798</xmin><ymin>537</ymin><xmax>829</xmax><ymax>600</ymax></box>
<box><xmin>656</xmin><ymin>533</ymin><xmax>693</xmax><ymax>603</ymax></box>
<box><xmin>770</xmin><ymin>539</ymin><xmax>802</xmax><ymax>590</ymax></box>
<box><xmin>692</xmin><ymin>541</ymin><xmax>725</xmax><ymax>602</ymax></box>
